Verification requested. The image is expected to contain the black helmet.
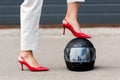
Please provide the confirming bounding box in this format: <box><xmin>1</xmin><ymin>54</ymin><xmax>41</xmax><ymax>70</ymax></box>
<box><xmin>64</xmin><ymin>38</ymin><xmax>96</xmax><ymax>71</ymax></box>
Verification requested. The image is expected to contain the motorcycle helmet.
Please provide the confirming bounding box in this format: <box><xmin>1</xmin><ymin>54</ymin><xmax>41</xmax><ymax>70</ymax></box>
<box><xmin>64</xmin><ymin>38</ymin><xmax>96</xmax><ymax>71</ymax></box>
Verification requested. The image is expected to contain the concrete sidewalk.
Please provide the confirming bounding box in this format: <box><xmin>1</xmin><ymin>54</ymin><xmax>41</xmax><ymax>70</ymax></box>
<box><xmin>0</xmin><ymin>28</ymin><xmax>120</xmax><ymax>80</ymax></box>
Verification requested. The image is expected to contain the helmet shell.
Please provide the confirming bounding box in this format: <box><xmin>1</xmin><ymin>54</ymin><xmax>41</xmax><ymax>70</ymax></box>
<box><xmin>64</xmin><ymin>38</ymin><xmax>96</xmax><ymax>71</ymax></box>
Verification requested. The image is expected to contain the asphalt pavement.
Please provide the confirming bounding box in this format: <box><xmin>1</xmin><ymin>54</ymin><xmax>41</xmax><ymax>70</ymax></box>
<box><xmin>0</xmin><ymin>27</ymin><xmax>120</xmax><ymax>80</ymax></box>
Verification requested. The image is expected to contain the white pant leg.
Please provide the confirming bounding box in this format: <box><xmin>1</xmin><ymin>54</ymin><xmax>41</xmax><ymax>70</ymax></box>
<box><xmin>20</xmin><ymin>0</ymin><xmax>43</xmax><ymax>53</ymax></box>
<box><xmin>67</xmin><ymin>0</ymin><xmax>85</xmax><ymax>3</ymax></box>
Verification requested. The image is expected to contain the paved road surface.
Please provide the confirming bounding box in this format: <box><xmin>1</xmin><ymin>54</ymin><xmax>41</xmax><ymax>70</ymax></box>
<box><xmin>0</xmin><ymin>28</ymin><xmax>120</xmax><ymax>80</ymax></box>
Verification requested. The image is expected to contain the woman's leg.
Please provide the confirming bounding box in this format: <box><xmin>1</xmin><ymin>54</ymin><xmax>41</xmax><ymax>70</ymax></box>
<box><xmin>63</xmin><ymin>0</ymin><xmax>85</xmax><ymax>32</ymax></box>
<box><xmin>20</xmin><ymin>0</ymin><xmax>43</xmax><ymax>67</ymax></box>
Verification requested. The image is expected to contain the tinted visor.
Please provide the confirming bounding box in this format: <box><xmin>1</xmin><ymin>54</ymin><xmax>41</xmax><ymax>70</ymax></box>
<box><xmin>65</xmin><ymin>48</ymin><xmax>96</xmax><ymax>63</ymax></box>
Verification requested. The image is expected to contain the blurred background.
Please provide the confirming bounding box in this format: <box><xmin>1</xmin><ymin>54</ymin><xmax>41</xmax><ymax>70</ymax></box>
<box><xmin>0</xmin><ymin>0</ymin><xmax>120</xmax><ymax>26</ymax></box>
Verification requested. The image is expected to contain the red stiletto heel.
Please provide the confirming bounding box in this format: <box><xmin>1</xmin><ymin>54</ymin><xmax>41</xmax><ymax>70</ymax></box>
<box><xmin>63</xmin><ymin>26</ymin><xmax>65</xmax><ymax>35</ymax></box>
<box><xmin>20</xmin><ymin>63</ymin><xmax>24</xmax><ymax>71</ymax></box>
<box><xmin>62</xmin><ymin>18</ymin><xmax>91</xmax><ymax>38</ymax></box>
<box><xmin>18</xmin><ymin>55</ymin><xmax>49</xmax><ymax>71</ymax></box>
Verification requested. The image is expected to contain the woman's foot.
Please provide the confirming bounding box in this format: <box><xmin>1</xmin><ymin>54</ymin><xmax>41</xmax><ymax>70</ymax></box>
<box><xmin>62</xmin><ymin>18</ymin><xmax>91</xmax><ymax>38</ymax></box>
<box><xmin>62</xmin><ymin>17</ymin><xmax>81</xmax><ymax>33</ymax></box>
<box><xmin>19</xmin><ymin>51</ymin><xmax>40</xmax><ymax>68</ymax></box>
<box><xmin>18</xmin><ymin>51</ymin><xmax>49</xmax><ymax>71</ymax></box>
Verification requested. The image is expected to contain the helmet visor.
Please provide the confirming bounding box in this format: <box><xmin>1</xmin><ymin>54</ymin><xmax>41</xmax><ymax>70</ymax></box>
<box><xmin>68</xmin><ymin>48</ymin><xmax>96</xmax><ymax>63</ymax></box>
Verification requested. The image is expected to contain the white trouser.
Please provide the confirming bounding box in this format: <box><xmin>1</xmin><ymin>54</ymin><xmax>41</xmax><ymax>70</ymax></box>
<box><xmin>67</xmin><ymin>0</ymin><xmax>85</xmax><ymax>3</ymax></box>
<box><xmin>20</xmin><ymin>0</ymin><xmax>43</xmax><ymax>53</ymax></box>
<box><xmin>20</xmin><ymin>0</ymin><xmax>85</xmax><ymax>53</ymax></box>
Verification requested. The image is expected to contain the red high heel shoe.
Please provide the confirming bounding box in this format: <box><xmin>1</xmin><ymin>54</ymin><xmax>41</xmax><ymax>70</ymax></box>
<box><xmin>62</xmin><ymin>18</ymin><xmax>91</xmax><ymax>38</ymax></box>
<box><xmin>18</xmin><ymin>55</ymin><xmax>49</xmax><ymax>71</ymax></box>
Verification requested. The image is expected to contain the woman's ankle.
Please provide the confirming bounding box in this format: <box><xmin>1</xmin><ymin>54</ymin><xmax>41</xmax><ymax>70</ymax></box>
<box><xmin>20</xmin><ymin>50</ymin><xmax>33</xmax><ymax>58</ymax></box>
